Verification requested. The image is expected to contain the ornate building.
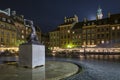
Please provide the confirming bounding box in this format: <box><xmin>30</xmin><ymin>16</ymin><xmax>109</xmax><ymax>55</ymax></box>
<box><xmin>11</xmin><ymin>11</ymin><xmax>26</xmax><ymax>46</ymax></box>
<box><xmin>0</xmin><ymin>9</ymin><xmax>17</xmax><ymax>49</ymax></box>
<box><xmin>49</xmin><ymin>8</ymin><xmax>120</xmax><ymax>50</ymax></box>
<box><xmin>49</xmin><ymin>28</ymin><xmax>60</xmax><ymax>50</ymax></box>
<box><xmin>0</xmin><ymin>8</ymin><xmax>41</xmax><ymax>51</ymax></box>
<box><xmin>49</xmin><ymin>14</ymin><xmax>79</xmax><ymax>50</ymax></box>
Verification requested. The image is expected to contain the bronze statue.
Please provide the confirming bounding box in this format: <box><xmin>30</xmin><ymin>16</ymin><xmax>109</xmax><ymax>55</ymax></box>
<box><xmin>24</xmin><ymin>19</ymin><xmax>39</xmax><ymax>44</ymax></box>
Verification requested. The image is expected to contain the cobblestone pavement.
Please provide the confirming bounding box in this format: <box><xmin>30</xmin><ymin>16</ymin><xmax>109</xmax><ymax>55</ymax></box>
<box><xmin>47</xmin><ymin>57</ymin><xmax>120</xmax><ymax>80</ymax></box>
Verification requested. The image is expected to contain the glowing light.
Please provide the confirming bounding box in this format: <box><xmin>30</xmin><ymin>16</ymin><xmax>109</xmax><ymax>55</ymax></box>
<box><xmin>67</xmin><ymin>44</ymin><xmax>72</xmax><ymax>48</ymax></box>
<box><xmin>112</xmin><ymin>27</ymin><xmax>115</xmax><ymax>30</ymax></box>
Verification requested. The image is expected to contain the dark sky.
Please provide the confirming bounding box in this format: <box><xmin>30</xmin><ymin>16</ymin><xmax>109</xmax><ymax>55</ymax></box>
<box><xmin>0</xmin><ymin>0</ymin><xmax>120</xmax><ymax>33</ymax></box>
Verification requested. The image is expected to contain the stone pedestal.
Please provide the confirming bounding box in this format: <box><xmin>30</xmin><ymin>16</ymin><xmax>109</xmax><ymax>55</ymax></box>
<box><xmin>19</xmin><ymin>43</ymin><xmax>45</xmax><ymax>68</ymax></box>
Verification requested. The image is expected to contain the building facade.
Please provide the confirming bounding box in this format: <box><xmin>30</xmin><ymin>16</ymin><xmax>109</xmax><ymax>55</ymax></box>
<box><xmin>49</xmin><ymin>28</ymin><xmax>60</xmax><ymax>50</ymax></box>
<box><xmin>59</xmin><ymin>15</ymin><xmax>79</xmax><ymax>48</ymax></box>
<box><xmin>49</xmin><ymin>9</ymin><xmax>120</xmax><ymax>50</ymax></box>
<box><xmin>0</xmin><ymin>8</ymin><xmax>42</xmax><ymax>51</ymax></box>
<box><xmin>49</xmin><ymin>14</ymin><xmax>79</xmax><ymax>50</ymax></box>
<box><xmin>0</xmin><ymin>13</ymin><xmax>17</xmax><ymax>48</ymax></box>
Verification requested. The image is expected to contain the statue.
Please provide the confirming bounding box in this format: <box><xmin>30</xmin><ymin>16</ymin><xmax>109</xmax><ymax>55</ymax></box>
<box><xmin>19</xmin><ymin>19</ymin><xmax>45</xmax><ymax>68</ymax></box>
<box><xmin>24</xmin><ymin>19</ymin><xmax>40</xmax><ymax>44</ymax></box>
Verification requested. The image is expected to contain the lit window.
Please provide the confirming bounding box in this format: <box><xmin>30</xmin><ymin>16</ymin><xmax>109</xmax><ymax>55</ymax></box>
<box><xmin>83</xmin><ymin>41</ymin><xmax>86</xmax><ymax>45</ymax></box>
<box><xmin>22</xmin><ymin>30</ymin><xmax>24</xmax><ymax>33</ymax></box>
<box><xmin>117</xmin><ymin>26</ymin><xmax>120</xmax><ymax>30</ymax></box>
<box><xmin>22</xmin><ymin>35</ymin><xmax>24</xmax><ymax>39</ymax></box>
<box><xmin>101</xmin><ymin>40</ymin><xmax>104</xmax><ymax>44</ymax></box>
<box><xmin>68</xmin><ymin>30</ymin><xmax>70</xmax><ymax>33</ymax></box>
<box><xmin>112</xmin><ymin>27</ymin><xmax>115</xmax><ymax>30</ymax></box>
<box><xmin>72</xmin><ymin>31</ymin><xmax>75</xmax><ymax>34</ymax></box>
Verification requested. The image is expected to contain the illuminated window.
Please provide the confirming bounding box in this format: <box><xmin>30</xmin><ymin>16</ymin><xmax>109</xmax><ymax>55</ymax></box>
<box><xmin>72</xmin><ymin>31</ymin><xmax>75</xmax><ymax>34</ymax></box>
<box><xmin>117</xmin><ymin>26</ymin><xmax>120</xmax><ymax>30</ymax></box>
<box><xmin>83</xmin><ymin>41</ymin><xmax>86</xmax><ymax>45</ymax></box>
<box><xmin>68</xmin><ymin>30</ymin><xmax>70</xmax><ymax>33</ymax></box>
<box><xmin>22</xmin><ymin>35</ymin><xmax>24</xmax><ymax>39</ymax></box>
<box><xmin>112</xmin><ymin>27</ymin><xmax>115</xmax><ymax>30</ymax></box>
<box><xmin>22</xmin><ymin>30</ymin><xmax>24</xmax><ymax>33</ymax></box>
<box><xmin>101</xmin><ymin>40</ymin><xmax>104</xmax><ymax>44</ymax></box>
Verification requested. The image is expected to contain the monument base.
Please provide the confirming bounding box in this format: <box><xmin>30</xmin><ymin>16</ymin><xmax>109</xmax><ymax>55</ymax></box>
<box><xmin>19</xmin><ymin>43</ymin><xmax>45</xmax><ymax>68</ymax></box>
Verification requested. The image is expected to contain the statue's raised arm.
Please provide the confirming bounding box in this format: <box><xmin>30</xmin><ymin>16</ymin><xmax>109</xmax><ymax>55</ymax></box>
<box><xmin>24</xmin><ymin>19</ymin><xmax>40</xmax><ymax>44</ymax></box>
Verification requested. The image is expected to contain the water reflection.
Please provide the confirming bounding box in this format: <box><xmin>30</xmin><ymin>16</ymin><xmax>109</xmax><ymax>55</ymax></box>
<box><xmin>0</xmin><ymin>56</ymin><xmax>45</xmax><ymax>80</ymax></box>
<box><xmin>17</xmin><ymin>66</ymin><xmax>45</xmax><ymax>80</ymax></box>
<box><xmin>0</xmin><ymin>62</ymin><xmax>45</xmax><ymax>80</ymax></box>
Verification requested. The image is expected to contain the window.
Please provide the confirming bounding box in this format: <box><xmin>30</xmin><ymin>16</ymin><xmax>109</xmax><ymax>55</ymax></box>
<box><xmin>22</xmin><ymin>35</ymin><xmax>24</xmax><ymax>39</ymax></box>
<box><xmin>22</xmin><ymin>30</ymin><xmax>24</xmax><ymax>33</ymax></box>
<box><xmin>72</xmin><ymin>31</ymin><xmax>75</xmax><ymax>34</ymax></box>
<box><xmin>112</xmin><ymin>27</ymin><xmax>115</xmax><ymax>30</ymax></box>
<box><xmin>101</xmin><ymin>40</ymin><xmax>104</xmax><ymax>44</ymax></box>
<box><xmin>68</xmin><ymin>30</ymin><xmax>70</xmax><ymax>33</ymax></box>
<box><xmin>117</xmin><ymin>26</ymin><xmax>120</xmax><ymax>30</ymax></box>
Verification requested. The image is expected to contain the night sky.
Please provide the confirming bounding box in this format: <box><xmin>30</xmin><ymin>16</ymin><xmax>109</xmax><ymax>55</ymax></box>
<box><xmin>0</xmin><ymin>0</ymin><xmax>120</xmax><ymax>33</ymax></box>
